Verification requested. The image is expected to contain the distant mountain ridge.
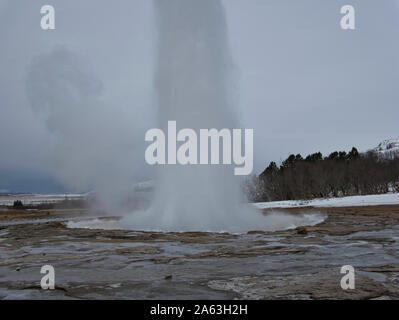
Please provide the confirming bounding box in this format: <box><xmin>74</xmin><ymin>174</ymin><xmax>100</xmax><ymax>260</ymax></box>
<box><xmin>372</xmin><ymin>138</ymin><xmax>399</xmax><ymax>157</ymax></box>
<box><xmin>374</xmin><ymin>138</ymin><xmax>399</xmax><ymax>152</ymax></box>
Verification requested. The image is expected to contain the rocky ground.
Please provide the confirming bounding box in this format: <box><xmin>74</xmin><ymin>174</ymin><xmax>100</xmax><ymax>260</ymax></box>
<box><xmin>0</xmin><ymin>205</ymin><xmax>399</xmax><ymax>299</ymax></box>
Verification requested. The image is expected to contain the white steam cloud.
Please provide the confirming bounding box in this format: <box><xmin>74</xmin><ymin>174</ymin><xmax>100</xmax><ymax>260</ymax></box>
<box><xmin>26</xmin><ymin>46</ymin><xmax>148</xmax><ymax>209</ymax></box>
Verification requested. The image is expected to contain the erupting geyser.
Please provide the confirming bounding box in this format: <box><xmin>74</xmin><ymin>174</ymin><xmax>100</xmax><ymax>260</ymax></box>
<box><xmin>121</xmin><ymin>0</ymin><xmax>326</xmax><ymax>232</ymax></box>
<box><xmin>122</xmin><ymin>0</ymin><xmax>254</xmax><ymax>232</ymax></box>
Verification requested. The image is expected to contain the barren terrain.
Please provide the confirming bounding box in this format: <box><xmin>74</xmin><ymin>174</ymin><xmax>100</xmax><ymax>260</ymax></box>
<box><xmin>0</xmin><ymin>205</ymin><xmax>399</xmax><ymax>299</ymax></box>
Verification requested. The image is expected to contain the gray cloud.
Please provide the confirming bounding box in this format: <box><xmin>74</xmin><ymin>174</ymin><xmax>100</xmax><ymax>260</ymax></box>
<box><xmin>224</xmin><ymin>0</ymin><xmax>399</xmax><ymax>170</ymax></box>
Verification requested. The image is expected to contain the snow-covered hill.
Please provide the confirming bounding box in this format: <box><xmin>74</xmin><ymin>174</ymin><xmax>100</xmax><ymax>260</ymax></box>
<box><xmin>373</xmin><ymin>138</ymin><xmax>399</xmax><ymax>155</ymax></box>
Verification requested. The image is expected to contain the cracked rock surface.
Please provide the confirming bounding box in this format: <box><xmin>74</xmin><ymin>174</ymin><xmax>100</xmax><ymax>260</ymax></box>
<box><xmin>0</xmin><ymin>205</ymin><xmax>398</xmax><ymax>299</ymax></box>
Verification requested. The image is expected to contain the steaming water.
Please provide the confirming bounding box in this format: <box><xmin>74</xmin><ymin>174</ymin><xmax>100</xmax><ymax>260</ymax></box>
<box><xmin>120</xmin><ymin>0</ymin><xmax>325</xmax><ymax>233</ymax></box>
<box><xmin>67</xmin><ymin>211</ymin><xmax>327</xmax><ymax>233</ymax></box>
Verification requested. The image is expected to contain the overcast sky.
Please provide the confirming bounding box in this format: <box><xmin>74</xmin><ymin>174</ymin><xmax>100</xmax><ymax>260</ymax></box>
<box><xmin>0</xmin><ymin>0</ymin><xmax>398</xmax><ymax>192</ymax></box>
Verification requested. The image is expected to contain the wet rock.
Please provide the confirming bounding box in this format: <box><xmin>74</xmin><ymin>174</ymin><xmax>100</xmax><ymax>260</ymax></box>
<box><xmin>208</xmin><ymin>271</ymin><xmax>390</xmax><ymax>300</ymax></box>
<box><xmin>1</xmin><ymin>205</ymin><xmax>399</xmax><ymax>299</ymax></box>
<box><xmin>114</xmin><ymin>246</ymin><xmax>161</xmax><ymax>255</ymax></box>
<box><xmin>296</xmin><ymin>227</ymin><xmax>308</xmax><ymax>235</ymax></box>
<box><xmin>152</xmin><ymin>257</ymin><xmax>174</xmax><ymax>264</ymax></box>
<box><xmin>247</xmin><ymin>230</ymin><xmax>266</xmax><ymax>235</ymax></box>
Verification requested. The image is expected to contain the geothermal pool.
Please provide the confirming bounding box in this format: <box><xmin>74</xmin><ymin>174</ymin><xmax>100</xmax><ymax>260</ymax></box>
<box><xmin>65</xmin><ymin>210</ymin><xmax>327</xmax><ymax>233</ymax></box>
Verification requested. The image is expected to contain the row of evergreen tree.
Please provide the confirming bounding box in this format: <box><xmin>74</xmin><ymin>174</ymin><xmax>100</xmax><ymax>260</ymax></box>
<box><xmin>245</xmin><ymin>148</ymin><xmax>399</xmax><ymax>202</ymax></box>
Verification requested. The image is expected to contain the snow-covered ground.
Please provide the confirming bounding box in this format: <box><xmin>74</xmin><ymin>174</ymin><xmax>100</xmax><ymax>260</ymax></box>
<box><xmin>254</xmin><ymin>193</ymin><xmax>399</xmax><ymax>209</ymax></box>
<box><xmin>0</xmin><ymin>194</ymin><xmax>86</xmax><ymax>206</ymax></box>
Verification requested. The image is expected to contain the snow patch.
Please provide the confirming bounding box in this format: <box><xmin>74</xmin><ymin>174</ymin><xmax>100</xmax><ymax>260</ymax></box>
<box><xmin>254</xmin><ymin>193</ymin><xmax>399</xmax><ymax>209</ymax></box>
